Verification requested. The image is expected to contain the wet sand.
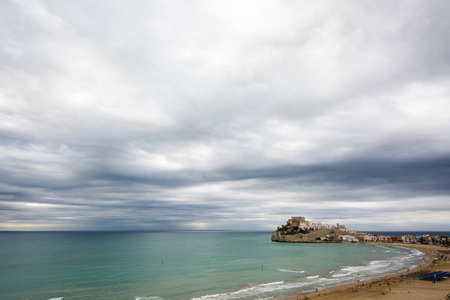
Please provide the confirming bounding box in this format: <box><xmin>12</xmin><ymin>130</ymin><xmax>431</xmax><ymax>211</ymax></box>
<box><xmin>280</xmin><ymin>243</ymin><xmax>450</xmax><ymax>300</ymax></box>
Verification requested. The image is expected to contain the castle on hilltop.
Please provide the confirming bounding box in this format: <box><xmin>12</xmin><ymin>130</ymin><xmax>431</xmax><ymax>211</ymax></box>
<box><xmin>272</xmin><ymin>216</ymin><xmax>364</xmax><ymax>243</ymax></box>
<box><xmin>272</xmin><ymin>216</ymin><xmax>449</xmax><ymax>245</ymax></box>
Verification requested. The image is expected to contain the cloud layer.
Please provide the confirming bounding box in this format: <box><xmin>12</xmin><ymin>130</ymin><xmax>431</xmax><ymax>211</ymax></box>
<box><xmin>1</xmin><ymin>0</ymin><xmax>450</xmax><ymax>231</ymax></box>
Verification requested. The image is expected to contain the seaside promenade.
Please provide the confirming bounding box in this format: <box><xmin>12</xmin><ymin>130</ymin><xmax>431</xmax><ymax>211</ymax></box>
<box><xmin>280</xmin><ymin>243</ymin><xmax>450</xmax><ymax>300</ymax></box>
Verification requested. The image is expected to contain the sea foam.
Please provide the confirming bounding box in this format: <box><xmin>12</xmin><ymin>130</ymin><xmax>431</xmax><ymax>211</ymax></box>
<box><xmin>192</xmin><ymin>245</ymin><xmax>427</xmax><ymax>300</ymax></box>
<box><xmin>277</xmin><ymin>269</ymin><xmax>305</xmax><ymax>273</ymax></box>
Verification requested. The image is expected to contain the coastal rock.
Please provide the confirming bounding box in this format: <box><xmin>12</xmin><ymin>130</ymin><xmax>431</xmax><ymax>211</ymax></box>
<box><xmin>272</xmin><ymin>217</ymin><xmax>364</xmax><ymax>243</ymax></box>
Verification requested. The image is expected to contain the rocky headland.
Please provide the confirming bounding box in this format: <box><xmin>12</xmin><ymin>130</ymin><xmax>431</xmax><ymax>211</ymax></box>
<box><xmin>271</xmin><ymin>216</ymin><xmax>365</xmax><ymax>243</ymax></box>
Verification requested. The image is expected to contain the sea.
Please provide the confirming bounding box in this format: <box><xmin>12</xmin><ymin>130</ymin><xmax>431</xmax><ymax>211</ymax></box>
<box><xmin>0</xmin><ymin>231</ymin><xmax>446</xmax><ymax>300</ymax></box>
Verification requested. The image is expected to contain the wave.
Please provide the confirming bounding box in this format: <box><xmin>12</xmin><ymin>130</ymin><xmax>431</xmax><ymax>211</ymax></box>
<box><xmin>193</xmin><ymin>245</ymin><xmax>427</xmax><ymax>300</ymax></box>
<box><xmin>277</xmin><ymin>269</ymin><xmax>305</xmax><ymax>274</ymax></box>
<box><xmin>192</xmin><ymin>281</ymin><xmax>310</xmax><ymax>300</ymax></box>
<box><xmin>331</xmin><ymin>247</ymin><xmax>427</xmax><ymax>280</ymax></box>
<box><xmin>48</xmin><ymin>298</ymin><xmax>63</xmax><ymax>300</ymax></box>
<box><xmin>331</xmin><ymin>272</ymin><xmax>352</xmax><ymax>278</ymax></box>
<box><xmin>135</xmin><ymin>297</ymin><xmax>162</xmax><ymax>300</ymax></box>
<box><xmin>259</xmin><ymin>281</ymin><xmax>284</xmax><ymax>287</ymax></box>
<box><xmin>369</xmin><ymin>260</ymin><xmax>391</xmax><ymax>268</ymax></box>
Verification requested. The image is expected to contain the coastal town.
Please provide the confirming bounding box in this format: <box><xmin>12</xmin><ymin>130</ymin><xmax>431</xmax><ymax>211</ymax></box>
<box><xmin>274</xmin><ymin>217</ymin><xmax>450</xmax><ymax>300</ymax></box>
<box><xmin>272</xmin><ymin>216</ymin><xmax>449</xmax><ymax>246</ymax></box>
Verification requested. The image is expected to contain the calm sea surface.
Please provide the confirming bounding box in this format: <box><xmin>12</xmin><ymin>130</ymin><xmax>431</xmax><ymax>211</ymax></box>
<box><xmin>0</xmin><ymin>231</ymin><xmax>433</xmax><ymax>300</ymax></box>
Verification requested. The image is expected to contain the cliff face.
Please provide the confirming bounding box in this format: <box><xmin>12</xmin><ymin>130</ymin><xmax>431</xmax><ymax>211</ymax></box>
<box><xmin>271</xmin><ymin>229</ymin><xmax>339</xmax><ymax>243</ymax></box>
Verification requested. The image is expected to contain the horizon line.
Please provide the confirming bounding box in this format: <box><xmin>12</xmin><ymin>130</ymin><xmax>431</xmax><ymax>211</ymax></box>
<box><xmin>0</xmin><ymin>229</ymin><xmax>449</xmax><ymax>233</ymax></box>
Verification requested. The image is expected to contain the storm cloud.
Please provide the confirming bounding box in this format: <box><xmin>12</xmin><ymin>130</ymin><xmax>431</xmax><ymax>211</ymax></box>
<box><xmin>1</xmin><ymin>0</ymin><xmax>450</xmax><ymax>231</ymax></box>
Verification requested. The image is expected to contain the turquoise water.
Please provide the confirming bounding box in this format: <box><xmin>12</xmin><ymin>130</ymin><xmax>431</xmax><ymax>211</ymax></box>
<box><xmin>0</xmin><ymin>231</ymin><xmax>426</xmax><ymax>300</ymax></box>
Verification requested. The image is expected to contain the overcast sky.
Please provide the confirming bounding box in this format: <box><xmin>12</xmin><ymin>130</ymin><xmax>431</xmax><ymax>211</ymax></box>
<box><xmin>1</xmin><ymin>0</ymin><xmax>449</xmax><ymax>231</ymax></box>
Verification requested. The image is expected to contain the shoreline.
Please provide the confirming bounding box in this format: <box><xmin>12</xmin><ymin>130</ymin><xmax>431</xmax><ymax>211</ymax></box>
<box><xmin>278</xmin><ymin>243</ymin><xmax>449</xmax><ymax>300</ymax></box>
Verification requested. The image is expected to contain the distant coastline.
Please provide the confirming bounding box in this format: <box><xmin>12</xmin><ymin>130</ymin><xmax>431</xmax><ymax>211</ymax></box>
<box><xmin>272</xmin><ymin>217</ymin><xmax>449</xmax><ymax>246</ymax></box>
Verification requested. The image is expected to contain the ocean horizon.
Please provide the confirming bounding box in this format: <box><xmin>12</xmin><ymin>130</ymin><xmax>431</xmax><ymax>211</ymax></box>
<box><xmin>2</xmin><ymin>229</ymin><xmax>448</xmax><ymax>234</ymax></box>
<box><xmin>0</xmin><ymin>230</ymin><xmax>444</xmax><ymax>300</ymax></box>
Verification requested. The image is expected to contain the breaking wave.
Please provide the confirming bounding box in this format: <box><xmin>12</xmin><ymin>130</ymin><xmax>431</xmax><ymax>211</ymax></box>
<box><xmin>193</xmin><ymin>245</ymin><xmax>426</xmax><ymax>300</ymax></box>
<box><xmin>277</xmin><ymin>269</ymin><xmax>305</xmax><ymax>274</ymax></box>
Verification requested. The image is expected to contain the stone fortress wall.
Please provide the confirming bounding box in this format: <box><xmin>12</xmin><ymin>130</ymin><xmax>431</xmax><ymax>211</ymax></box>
<box><xmin>271</xmin><ymin>216</ymin><xmax>363</xmax><ymax>243</ymax></box>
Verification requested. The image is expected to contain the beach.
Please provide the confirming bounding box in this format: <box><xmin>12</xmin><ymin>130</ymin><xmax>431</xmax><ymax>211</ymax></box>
<box><xmin>281</xmin><ymin>243</ymin><xmax>450</xmax><ymax>300</ymax></box>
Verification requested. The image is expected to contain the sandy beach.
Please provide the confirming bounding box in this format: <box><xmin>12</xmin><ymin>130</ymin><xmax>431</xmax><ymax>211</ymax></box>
<box><xmin>280</xmin><ymin>243</ymin><xmax>450</xmax><ymax>300</ymax></box>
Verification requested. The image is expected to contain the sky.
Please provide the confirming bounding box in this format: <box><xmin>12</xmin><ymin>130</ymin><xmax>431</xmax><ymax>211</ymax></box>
<box><xmin>1</xmin><ymin>0</ymin><xmax>450</xmax><ymax>231</ymax></box>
